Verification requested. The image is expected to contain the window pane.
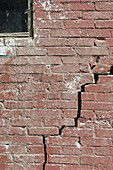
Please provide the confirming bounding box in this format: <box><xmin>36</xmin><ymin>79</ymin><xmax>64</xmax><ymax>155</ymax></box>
<box><xmin>0</xmin><ymin>0</ymin><xmax>28</xmax><ymax>33</ymax></box>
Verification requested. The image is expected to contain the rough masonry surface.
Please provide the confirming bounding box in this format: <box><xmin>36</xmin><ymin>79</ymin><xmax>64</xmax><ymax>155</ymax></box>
<box><xmin>0</xmin><ymin>0</ymin><xmax>113</xmax><ymax>169</ymax></box>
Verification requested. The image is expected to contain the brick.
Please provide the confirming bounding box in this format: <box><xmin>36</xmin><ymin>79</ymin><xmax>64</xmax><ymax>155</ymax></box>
<box><xmin>0</xmin><ymin>83</ymin><xmax>18</xmax><ymax>91</ymax></box>
<box><xmin>18</xmin><ymin>92</ymin><xmax>47</xmax><ymax>101</ymax></box>
<box><xmin>28</xmin><ymin>56</ymin><xmax>62</xmax><ymax>65</ymax></box>
<box><xmin>94</xmin><ymin>111</ymin><xmax>113</xmax><ymax>119</ymax></box>
<box><xmin>36</xmin><ymin>38</ymin><xmax>67</xmax><ymax>46</ymax></box>
<box><xmin>109</xmin><ymin>47</ymin><xmax>113</xmax><ymax>55</ymax></box>
<box><xmin>67</xmin><ymin>38</ymin><xmax>94</xmax><ymax>47</ymax></box>
<box><xmin>13</xmin><ymin>154</ymin><xmax>44</xmax><ymax>163</ymax></box>
<box><xmin>47</xmin><ymin>146</ymin><xmax>81</xmax><ymax>155</ymax></box>
<box><xmin>0</xmin><ymin>74</ymin><xmax>28</xmax><ymax>83</ymax></box>
<box><xmin>52</xmin><ymin>64</ymin><xmax>80</xmax><ymax>73</ymax></box>
<box><xmin>106</xmin><ymin>38</ymin><xmax>113</xmax><ymax>47</ymax></box>
<box><xmin>45</xmin><ymin>118</ymin><xmax>75</xmax><ymax>127</ymax></box>
<box><xmin>96</xmin><ymin>93</ymin><xmax>113</xmax><ymax>102</ymax></box>
<box><xmin>34</xmin><ymin>29</ymin><xmax>50</xmax><ymax>38</ymax></box>
<box><xmin>0</xmin><ymin>145</ymin><xmax>27</xmax><ymax>154</ymax></box>
<box><xmin>33</xmin><ymin>74</ymin><xmax>64</xmax><ymax>82</ymax></box>
<box><xmin>95</xmin><ymin>129</ymin><xmax>113</xmax><ymax>137</ymax></box>
<box><xmin>19</xmin><ymin>82</ymin><xmax>49</xmax><ymax>92</ymax></box>
<box><xmin>48</xmin><ymin>47</ymin><xmax>75</xmax><ymax>56</ymax></box>
<box><xmin>5</xmin><ymin>101</ymin><xmax>46</xmax><ymax>109</ymax></box>
<box><xmin>0</xmin><ymin>135</ymin><xmax>43</xmax><ymax>145</ymax></box>
<box><xmin>80</xmin><ymin>120</ymin><xmax>112</xmax><ymax>129</ymax></box>
<box><xmin>95</xmin><ymin>2</ymin><xmax>113</xmax><ymax>11</ymax></box>
<box><xmin>81</xmin><ymin>29</ymin><xmax>111</xmax><ymax>38</ymax></box>
<box><xmin>0</xmin><ymin>65</ymin><xmax>44</xmax><ymax>74</ymax></box>
<box><xmin>0</xmin><ymin>119</ymin><xmax>10</xmax><ymax>127</ymax></box>
<box><xmin>0</xmin><ymin>163</ymin><xmax>25</xmax><ymax>170</ymax></box>
<box><xmin>95</xmin><ymin>147</ymin><xmax>113</xmax><ymax>156</ymax></box>
<box><xmin>82</xmin><ymin>101</ymin><xmax>112</xmax><ymax>110</ymax></box>
<box><xmin>4</xmin><ymin>101</ymin><xmax>38</xmax><ymax>109</ymax></box>
<box><xmin>28</xmin><ymin>127</ymin><xmax>59</xmax><ymax>135</ymax></box>
<box><xmin>16</xmin><ymin>47</ymin><xmax>47</xmax><ymax>56</ymax></box>
<box><xmin>50</xmin><ymin>82</ymin><xmax>67</xmax><ymax>92</ymax></box>
<box><xmin>64</xmin><ymin>20</ymin><xmax>94</xmax><ymax>29</ymax></box>
<box><xmin>27</xmin><ymin>163</ymin><xmax>43</xmax><ymax>170</ymax></box>
<box><xmin>0</xmin><ymin>127</ymin><xmax>25</xmax><ymax>135</ymax></box>
<box><xmin>62</xmin><ymin>127</ymin><xmax>93</xmax><ymax>137</ymax></box>
<box><xmin>81</xmin><ymin>156</ymin><xmax>112</xmax><ymax>165</ymax></box>
<box><xmin>36</xmin><ymin>20</ymin><xmax>62</xmax><ymax>29</ymax></box>
<box><xmin>48</xmin><ymin>155</ymin><xmax>79</xmax><ymax>164</ymax></box>
<box><xmin>51</xmin><ymin>11</ymin><xmax>82</xmax><ymax>20</ymax></box>
<box><xmin>81</xmin><ymin>137</ymin><xmax>112</xmax><ymax>146</ymax></box>
<box><xmin>0</xmin><ymin>154</ymin><xmax>12</xmax><ymax>163</ymax></box>
<box><xmin>45</xmin><ymin>164</ymin><xmax>61</xmax><ymax>170</ymax></box>
<box><xmin>62</xmin><ymin>109</ymin><xmax>78</xmax><ymax>118</ymax></box>
<box><xmin>23</xmin><ymin>109</ymin><xmax>61</xmax><ymax>119</ymax></box>
<box><xmin>51</xmin><ymin>29</ymin><xmax>81</xmax><ymax>37</ymax></box>
<box><xmin>61</xmin><ymin>92</ymin><xmax>77</xmax><ymax>100</ymax></box>
<box><xmin>98</xmin><ymin>75</ymin><xmax>113</xmax><ymax>84</ymax></box>
<box><xmin>0</xmin><ymin>56</ymin><xmax>28</xmax><ymax>65</ymax></box>
<box><xmin>27</xmin><ymin>145</ymin><xmax>44</xmax><ymax>154</ymax></box>
<box><xmin>85</xmin><ymin>84</ymin><xmax>113</xmax><ymax>93</ymax></box>
<box><xmin>81</xmin><ymin>92</ymin><xmax>96</xmax><ymax>101</ymax></box>
<box><xmin>77</xmin><ymin>47</ymin><xmax>108</xmax><ymax>56</ymax></box>
<box><xmin>94</xmin><ymin>39</ymin><xmax>107</xmax><ymax>47</ymax></box>
<box><xmin>81</xmin><ymin>110</ymin><xmax>95</xmax><ymax>120</ymax></box>
<box><xmin>46</xmin><ymin>136</ymin><xmax>78</xmax><ymax>146</ymax></box>
<box><xmin>12</xmin><ymin>118</ymin><xmax>42</xmax><ymax>127</ymax></box>
<box><xmin>93</xmin><ymin>64</ymin><xmax>110</xmax><ymax>74</ymax></box>
<box><xmin>47</xmin><ymin>100</ymin><xmax>77</xmax><ymax>109</ymax></box>
<box><xmin>95</xmin><ymin>21</ymin><xmax>113</xmax><ymax>28</ymax></box>
<box><xmin>46</xmin><ymin>164</ymin><xmax>94</xmax><ymax>170</ymax></box>
<box><xmin>34</xmin><ymin>2</ymin><xmax>63</xmax><ymax>12</ymax></box>
<box><xmin>83</xmin><ymin>11</ymin><xmax>113</xmax><ymax>20</ymax></box>
<box><xmin>65</xmin><ymin>3</ymin><xmax>94</xmax><ymax>11</ymax></box>
<box><xmin>62</xmin><ymin>56</ymin><xmax>91</xmax><ymax>64</ymax></box>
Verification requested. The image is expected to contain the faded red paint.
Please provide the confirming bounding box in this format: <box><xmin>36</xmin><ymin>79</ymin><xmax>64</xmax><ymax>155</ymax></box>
<box><xmin>0</xmin><ymin>0</ymin><xmax>113</xmax><ymax>169</ymax></box>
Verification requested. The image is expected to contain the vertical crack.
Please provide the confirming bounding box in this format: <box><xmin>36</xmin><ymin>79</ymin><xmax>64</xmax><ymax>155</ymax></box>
<box><xmin>43</xmin><ymin>136</ymin><xmax>47</xmax><ymax>170</ymax></box>
<box><xmin>94</xmin><ymin>74</ymin><xmax>99</xmax><ymax>84</ymax></box>
<box><xmin>75</xmin><ymin>83</ymin><xmax>90</xmax><ymax>127</ymax></box>
<box><xmin>59</xmin><ymin>125</ymin><xmax>65</xmax><ymax>135</ymax></box>
<box><xmin>75</xmin><ymin>79</ymin><xmax>96</xmax><ymax>127</ymax></box>
<box><xmin>110</xmin><ymin>66</ymin><xmax>113</xmax><ymax>75</ymax></box>
<box><xmin>75</xmin><ymin>91</ymin><xmax>81</xmax><ymax>127</ymax></box>
<box><xmin>78</xmin><ymin>136</ymin><xmax>81</xmax><ymax>145</ymax></box>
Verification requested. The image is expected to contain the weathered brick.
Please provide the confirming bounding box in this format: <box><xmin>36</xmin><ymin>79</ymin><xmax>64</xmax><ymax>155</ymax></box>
<box><xmin>0</xmin><ymin>0</ymin><xmax>113</xmax><ymax>169</ymax></box>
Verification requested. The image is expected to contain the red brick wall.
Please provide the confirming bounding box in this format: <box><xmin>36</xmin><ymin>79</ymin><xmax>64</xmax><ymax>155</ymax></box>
<box><xmin>0</xmin><ymin>0</ymin><xmax>113</xmax><ymax>169</ymax></box>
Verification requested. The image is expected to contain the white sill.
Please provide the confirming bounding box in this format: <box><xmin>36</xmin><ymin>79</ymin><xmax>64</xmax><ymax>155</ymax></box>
<box><xmin>0</xmin><ymin>32</ymin><xmax>29</xmax><ymax>37</ymax></box>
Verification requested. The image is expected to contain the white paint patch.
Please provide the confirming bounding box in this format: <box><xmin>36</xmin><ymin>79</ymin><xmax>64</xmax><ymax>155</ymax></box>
<box><xmin>75</xmin><ymin>142</ymin><xmax>81</xmax><ymax>148</ymax></box>
<box><xmin>66</xmin><ymin>78</ymin><xmax>77</xmax><ymax>94</ymax></box>
<box><xmin>60</xmin><ymin>16</ymin><xmax>66</xmax><ymax>19</ymax></box>
<box><xmin>2</xmin><ymin>119</ymin><xmax>5</xmax><ymax>126</ymax></box>
<box><xmin>5</xmin><ymin>38</ymin><xmax>15</xmax><ymax>46</ymax></box>
<box><xmin>41</xmin><ymin>2</ymin><xmax>46</xmax><ymax>10</ymax></box>
<box><xmin>5</xmin><ymin>145</ymin><xmax>9</xmax><ymax>150</ymax></box>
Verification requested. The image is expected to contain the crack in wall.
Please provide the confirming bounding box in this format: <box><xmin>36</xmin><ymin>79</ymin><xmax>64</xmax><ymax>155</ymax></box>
<box><xmin>43</xmin><ymin>136</ymin><xmax>47</xmax><ymax>170</ymax></box>
<box><xmin>43</xmin><ymin>65</ymin><xmax>113</xmax><ymax>169</ymax></box>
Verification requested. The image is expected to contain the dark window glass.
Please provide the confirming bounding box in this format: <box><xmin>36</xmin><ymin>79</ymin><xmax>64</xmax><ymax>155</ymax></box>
<box><xmin>0</xmin><ymin>0</ymin><xmax>28</xmax><ymax>33</ymax></box>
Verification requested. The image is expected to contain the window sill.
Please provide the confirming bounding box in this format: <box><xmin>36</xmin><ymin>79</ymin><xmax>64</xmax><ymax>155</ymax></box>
<box><xmin>0</xmin><ymin>32</ymin><xmax>29</xmax><ymax>37</ymax></box>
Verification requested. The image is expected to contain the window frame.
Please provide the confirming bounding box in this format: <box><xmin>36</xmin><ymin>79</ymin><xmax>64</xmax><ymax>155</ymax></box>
<box><xmin>0</xmin><ymin>0</ymin><xmax>33</xmax><ymax>37</ymax></box>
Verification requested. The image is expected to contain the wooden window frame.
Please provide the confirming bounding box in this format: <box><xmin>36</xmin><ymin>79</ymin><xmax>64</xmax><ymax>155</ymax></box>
<box><xmin>0</xmin><ymin>0</ymin><xmax>33</xmax><ymax>37</ymax></box>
